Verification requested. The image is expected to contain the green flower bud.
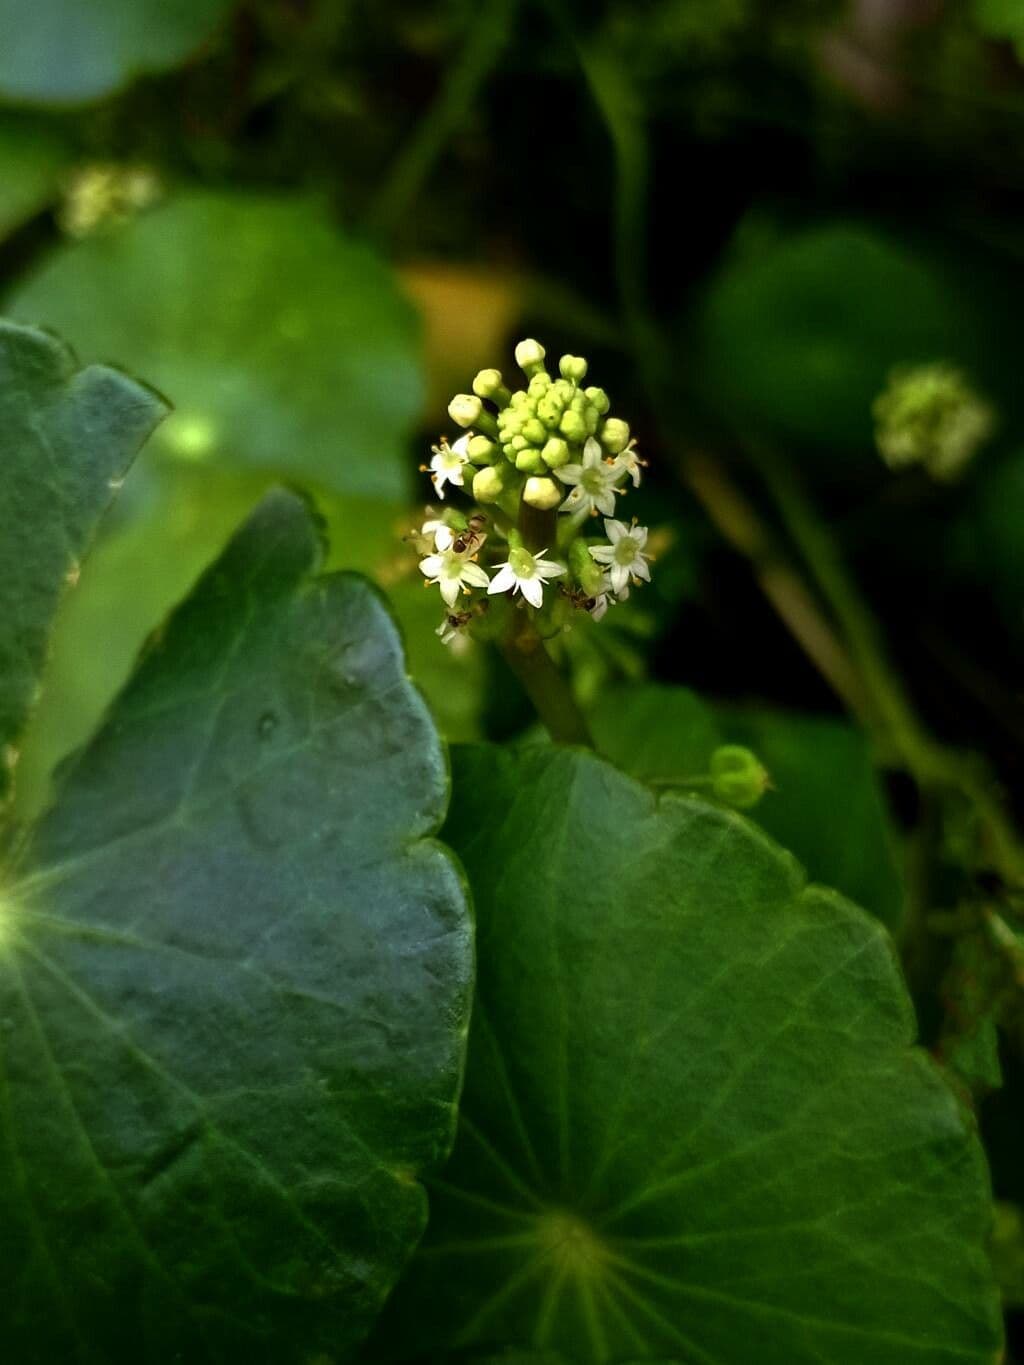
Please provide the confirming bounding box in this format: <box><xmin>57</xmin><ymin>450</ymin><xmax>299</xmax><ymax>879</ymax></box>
<box><xmin>467</xmin><ymin>434</ymin><xmax>497</xmax><ymax>464</ymax></box>
<box><xmin>501</xmin><ymin>442</ymin><xmax>517</xmax><ymax>461</ymax></box>
<box><xmin>710</xmin><ymin>745</ymin><xmax>769</xmax><ymax>810</ymax></box>
<box><xmin>559</xmin><ymin>409</ymin><xmax>589</xmax><ymax>443</ymax></box>
<box><xmin>511</xmin><ymin>434</ymin><xmax>528</xmax><ymax>452</ymax></box>
<box><xmin>472</xmin><ymin>368</ymin><xmax>511</xmax><ymax>406</ymax></box>
<box><xmin>541</xmin><ymin>436</ymin><xmax>571</xmax><ymax>469</ymax></box>
<box><xmin>448</xmin><ymin>393</ymin><xmax>481</xmax><ymax>428</ymax></box>
<box><xmin>528</xmin><ymin>372</ymin><xmax>551</xmax><ymax>398</ymax></box>
<box><xmin>569</xmin><ymin>538</ymin><xmax>606</xmax><ymax>595</ymax></box>
<box><xmin>584</xmin><ymin>404</ymin><xmax>600</xmax><ymax>436</ymax></box>
<box><xmin>585</xmin><ymin>386</ymin><xmax>610</xmax><ymax>415</ymax></box>
<box><xmin>515</xmin><ymin>338</ymin><xmax>547</xmax><ymax>376</ymax></box>
<box><xmin>536</xmin><ymin>396</ymin><xmax>565</xmax><ymax>428</ymax></box>
<box><xmin>599</xmin><ymin>417</ymin><xmax>631</xmax><ymax>454</ymax></box>
<box><xmin>523</xmin><ymin>418</ymin><xmax>547</xmax><ymax>445</ymax></box>
<box><xmin>559</xmin><ymin>354</ymin><xmax>589</xmax><ymax>383</ymax></box>
<box><xmin>473</xmin><ymin>464</ymin><xmax>507</xmax><ymax>503</ymax></box>
<box><xmin>523</xmin><ymin>476</ymin><xmax>562</xmax><ymax>510</ymax></box>
<box><xmin>516</xmin><ymin>447</ymin><xmax>545</xmax><ymax>473</ymax></box>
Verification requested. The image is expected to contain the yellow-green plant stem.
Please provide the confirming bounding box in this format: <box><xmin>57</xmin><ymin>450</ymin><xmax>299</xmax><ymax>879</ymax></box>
<box><xmin>748</xmin><ymin>440</ymin><xmax>1024</xmax><ymax>890</ymax></box>
<box><xmin>500</xmin><ymin>613</ymin><xmax>593</xmax><ymax>747</ymax></box>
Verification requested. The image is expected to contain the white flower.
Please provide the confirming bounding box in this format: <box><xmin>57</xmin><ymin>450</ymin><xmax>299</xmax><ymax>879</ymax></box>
<box><xmin>555</xmin><ymin>437</ymin><xmax>620</xmax><ymax>517</ymax></box>
<box><xmin>588</xmin><ymin>518</ymin><xmax>652</xmax><ymax>595</ymax></box>
<box><xmin>487</xmin><ymin>546</ymin><xmax>565</xmax><ymax>609</ymax></box>
<box><xmin>426</xmin><ymin>433</ymin><xmax>471</xmax><ymax>499</ymax></box>
<box><xmin>610</xmin><ymin>440</ymin><xmax>646</xmax><ymax>489</ymax></box>
<box><xmin>419</xmin><ymin>545</ymin><xmax>491</xmax><ymax>607</ymax></box>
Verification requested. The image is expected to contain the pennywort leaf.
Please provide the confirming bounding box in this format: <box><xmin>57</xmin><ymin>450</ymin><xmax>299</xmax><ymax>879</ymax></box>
<box><xmin>371</xmin><ymin>744</ymin><xmax>1001</xmax><ymax>1363</ymax></box>
<box><xmin>0</xmin><ymin>491</ymin><xmax>473</xmax><ymax>1361</ymax></box>
<box><xmin>0</xmin><ymin>318</ymin><xmax>165</xmax><ymax>803</ymax></box>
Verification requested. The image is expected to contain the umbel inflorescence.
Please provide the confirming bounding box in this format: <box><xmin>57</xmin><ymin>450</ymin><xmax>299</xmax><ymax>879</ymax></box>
<box><xmin>413</xmin><ymin>339</ymin><xmax>652</xmax><ymax>646</ymax></box>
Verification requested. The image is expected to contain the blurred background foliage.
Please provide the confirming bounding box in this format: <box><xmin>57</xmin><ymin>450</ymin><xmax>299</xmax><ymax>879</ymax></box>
<box><xmin>2</xmin><ymin>0</ymin><xmax>1024</xmax><ymax>1350</ymax></box>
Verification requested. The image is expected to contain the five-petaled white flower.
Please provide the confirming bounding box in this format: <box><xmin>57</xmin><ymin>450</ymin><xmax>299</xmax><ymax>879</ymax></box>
<box><xmin>611</xmin><ymin>440</ymin><xmax>646</xmax><ymax>489</ymax></box>
<box><xmin>419</xmin><ymin>545</ymin><xmax>490</xmax><ymax>606</ymax></box>
<box><xmin>488</xmin><ymin>546</ymin><xmax>565</xmax><ymax>609</ymax></box>
<box><xmin>588</xmin><ymin>518</ymin><xmax>652</xmax><ymax>595</ymax></box>
<box><xmin>556</xmin><ymin>437</ymin><xmax>620</xmax><ymax>517</ymax></box>
<box><xmin>427</xmin><ymin>434</ymin><xmax>471</xmax><ymax>500</ymax></box>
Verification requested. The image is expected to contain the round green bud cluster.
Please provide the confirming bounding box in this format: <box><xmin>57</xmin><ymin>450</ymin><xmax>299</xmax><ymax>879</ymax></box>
<box><xmin>873</xmin><ymin>363</ymin><xmax>994</xmax><ymax>482</ymax></box>
<box><xmin>709</xmin><ymin>745</ymin><xmax>769</xmax><ymax>810</ymax></box>
<box><xmin>456</xmin><ymin>339</ymin><xmax>629</xmax><ymax>502</ymax></box>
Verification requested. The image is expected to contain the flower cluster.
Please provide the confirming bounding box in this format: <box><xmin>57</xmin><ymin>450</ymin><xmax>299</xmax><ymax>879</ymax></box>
<box><xmin>873</xmin><ymin>362</ymin><xmax>994</xmax><ymax>482</ymax></box>
<box><xmin>412</xmin><ymin>340</ymin><xmax>654</xmax><ymax>645</ymax></box>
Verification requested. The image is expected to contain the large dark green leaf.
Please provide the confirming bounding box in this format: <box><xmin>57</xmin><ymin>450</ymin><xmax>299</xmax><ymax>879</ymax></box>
<box><xmin>370</xmin><ymin>744</ymin><xmax>1000</xmax><ymax>1363</ymax></box>
<box><xmin>0</xmin><ymin>491</ymin><xmax>473</xmax><ymax>1362</ymax></box>
<box><xmin>590</xmin><ymin>685</ymin><xmax>905</xmax><ymax>929</ymax></box>
<box><xmin>6</xmin><ymin>193</ymin><xmax>424</xmax><ymax>500</ymax></box>
<box><xmin>0</xmin><ymin>0</ymin><xmax>235</xmax><ymax>106</ymax></box>
<box><xmin>0</xmin><ymin>318</ymin><xmax>165</xmax><ymax>802</ymax></box>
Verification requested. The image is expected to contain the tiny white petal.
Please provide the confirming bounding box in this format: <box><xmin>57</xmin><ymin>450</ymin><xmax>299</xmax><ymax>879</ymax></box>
<box><xmin>583</xmin><ymin>437</ymin><xmax>603</xmax><ymax>464</ymax></box>
<box><xmin>556</xmin><ymin>463</ymin><xmax>584</xmax><ymax>486</ymax></box>
<box><xmin>461</xmin><ymin>562</ymin><xmax>491</xmax><ymax>589</ymax></box>
<box><xmin>521</xmin><ymin>577</ymin><xmax>544</xmax><ymax>608</ymax></box>
<box><xmin>440</xmin><ymin>577</ymin><xmax>462</xmax><ymax>606</ymax></box>
<box><xmin>419</xmin><ymin>554</ymin><xmax>443</xmax><ymax>576</ymax></box>
<box><xmin>632</xmin><ymin>559</ymin><xmax>651</xmax><ymax>582</ymax></box>
<box><xmin>604</xmin><ymin>518</ymin><xmax>628</xmax><ymax>543</ymax></box>
<box><xmin>434</xmin><ymin>525</ymin><xmax>455</xmax><ymax>550</ymax></box>
<box><xmin>488</xmin><ymin>563</ymin><xmax>517</xmax><ymax>595</ymax></box>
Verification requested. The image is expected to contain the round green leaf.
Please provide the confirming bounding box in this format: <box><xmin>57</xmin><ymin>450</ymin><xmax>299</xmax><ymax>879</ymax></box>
<box><xmin>371</xmin><ymin>744</ymin><xmax>1001</xmax><ymax>1363</ymax></box>
<box><xmin>698</xmin><ymin>222</ymin><xmax>962</xmax><ymax>457</ymax></box>
<box><xmin>0</xmin><ymin>492</ymin><xmax>473</xmax><ymax>1360</ymax></box>
<box><xmin>0</xmin><ymin>317</ymin><xmax>165</xmax><ymax>802</ymax></box>
<box><xmin>5</xmin><ymin>192</ymin><xmax>424</xmax><ymax>500</ymax></box>
<box><xmin>0</xmin><ymin>0</ymin><xmax>235</xmax><ymax>106</ymax></box>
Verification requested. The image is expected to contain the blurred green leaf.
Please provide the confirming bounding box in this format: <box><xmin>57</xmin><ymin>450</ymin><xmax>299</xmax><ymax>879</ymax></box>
<box><xmin>0</xmin><ymin>318</ymin><xmax>164</xmax><ymax>805</ymax></box>
<box><xmin>0</xmin><ymin>0</ymin><xmax>235</xmax><ymax>106</ymax></box>
<box><xmin>698</xmin><ymin>222</ymin><xmax>963</xmax><ymax>459</ymax></box>
<box><xmin>965</xmin><ymin>449</ymin><xmax>1024</xmax><ymax>638</ymax></box>
<box><xmin>6</xmin><ymin>192</ymin><xmax>424</xmax><ymax>501</ymax></box>
<box><xmin>0</xmin><ymin>491</ymin><xmax>473</xmax><ymax>1361</ymax></box>
<box><xmin>973</xmin><ymin>0</ymin><xmax>1024</xmax><ymax>55</ymax></box>
<box><xmin>0</xmin><ymin>117</ymin><xmax>68</xmax><ymax>235</ymax></box>
<box><xmin>590</xmin><ymin>684</ymin><xmax>905</xmax><ymax>929</ymax></box>
<box><xmin>371</xmin><ymin>743</ymin><xmax>1000</xmax><ymax>1362</ymax></box>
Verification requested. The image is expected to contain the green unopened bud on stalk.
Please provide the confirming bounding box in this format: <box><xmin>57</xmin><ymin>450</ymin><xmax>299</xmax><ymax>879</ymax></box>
<box><xmin>448</xmin><ymin>393</ymin><xmax>481</xmax><ymax>429</ymax></box>
<box><xmin>523</xmin><ymin>476</ymin><xmax>562</xmax><ymax>510</ymax></box>
<box><xmin>569</xmin><ymin>538</ymin><xmax>606</xmax><ymax>595</ymax></box>
<box><xmin>710</xmin><ymin>745</ymin><xmax>769</xmax><ymax>810</ymax></box>
<box><xmin>473</xmin><ymin>369</ymin><xmax>511</xmax><ymax>406</ymax></box>
<box><xmin>585</xmin><ymin>386</ymin><xmax>610</xmax><ymax>415</ymax></box>
<box><xmin>473</xmin><ymin>464</ymin><xmax>507</xmax><ymax>503</ymax></box>
<box><xmin>467</xmin><ymin>434</ymin><xmax>497</xmax><ymax>464</ymax></box>
<box><xmin>516</xmin><ymin>448</ymin><xmax>545</xmax><ymax>473</ymax></box>
<box><xmin>541</xmin><ymin>436</ymin><xmax>570</xmax><ymax>469</ymax></box>
<box><xmin>559</xmin><ymin>354</ymin><xmax>588</xmax><ymax>383</ymax></box>
<box><xmin>560</xmin><ymin>409</ymin><xmax>588</xmax><ymax>443</ymax></box>
<box><xmin>515</xmin><ymin>338</ymin><xmax>547</xmax><ymax>377</ymax></box>
<box><xmin>599</xmin><ymin>417</ymin><xmax>631</xmax><ymax>454</ymax></box>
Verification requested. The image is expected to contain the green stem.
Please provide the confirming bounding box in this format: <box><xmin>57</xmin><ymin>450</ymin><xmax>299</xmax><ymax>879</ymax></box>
<box><xmin>500</xmin><ymin>614</ymin><xmax>593</xmax><ymax>747</ymax></box>
<box><xmin>750</xmin><ymin>441</ymin><xmax>1024</xmax><ymax>887</ymax></box>
<box><xmin>364</xmin><ymin>0</ymin><xmax>517</xmax><ymax>238</ymax></box>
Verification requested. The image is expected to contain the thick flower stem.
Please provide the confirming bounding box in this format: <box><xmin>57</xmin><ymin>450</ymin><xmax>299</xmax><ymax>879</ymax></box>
<box><xmin>500</xmin><ymin>615</ymin><xmax>593</xmax><ymax>748</ymax></box>
<box><xmin>518</xmin><ymin>499</ymin><xmax>557</xmax><ymax>553</ymax></box>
